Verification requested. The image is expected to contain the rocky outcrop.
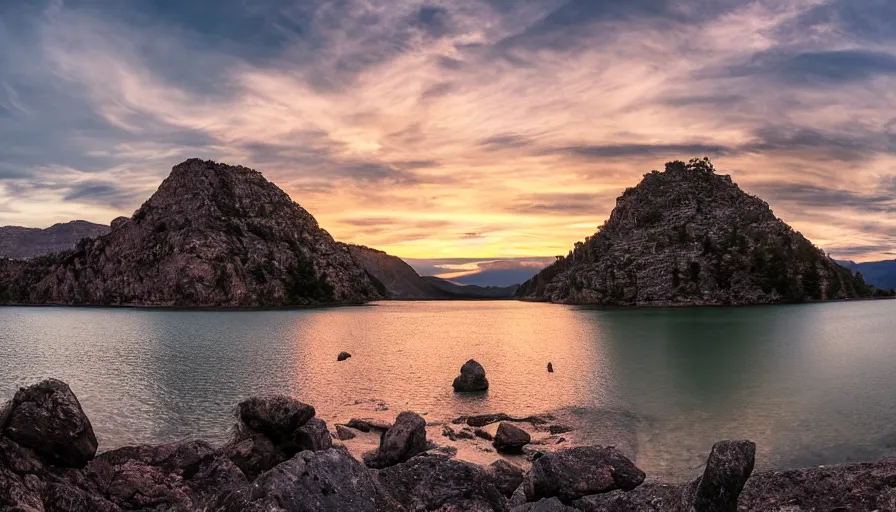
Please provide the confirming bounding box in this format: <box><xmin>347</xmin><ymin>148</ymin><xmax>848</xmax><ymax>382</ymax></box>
<box><xmin>453</xmin><ymin>359</ymin><xmax>490</xmax><ymax>392</ymax></box>
<box><xmin>4</xmin><ymin>379</ymin><xmax>896</xmax><ymax>511</ymax></box>
<box><xmin>518</xmin><ymin>158</ymin><xmax>876</xmax><ymax>306</ymax></box>
<box><xmin>348</xmin><ymin>245</ymin><xmax>450</xmax><ymax>300</ymax></box>
<box><xmin>0</xmin><ymin>379</ymin><xmax>97</xmax><ymax>468</ymax></box>
<box><xmin>0</xmin><ymin>221</ymin><xmax>110</xmax><ymax>260</ymax></box>
<box><xmin>0</xmin><ymin>159</ymin><xmax>384</xmax><ymax>307</ymax></box>
<box><xmin>494</xmin><ymin>423</ymin><xmax>531</xmax><ymax>454</ymax></box>
<box><xmin>363</xmin><ymin>411</ymin><xmax>427</xmax><ymax>469</ymax></box>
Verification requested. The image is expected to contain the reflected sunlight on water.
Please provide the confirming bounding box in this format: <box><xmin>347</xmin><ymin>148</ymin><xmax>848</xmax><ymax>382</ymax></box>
<box><xmin>1</xmin><ymin>299</ymin><xmax>895</xmax><ymax>481</ymax></box>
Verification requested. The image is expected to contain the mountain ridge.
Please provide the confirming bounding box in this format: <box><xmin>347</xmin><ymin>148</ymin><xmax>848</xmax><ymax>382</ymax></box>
<box><xmin>0</xmin><ymin>221</ymin><xmax>111</xmax><ymax>260</ymax></box>
<box><xmin>518</xmin><ymin>158</ymin><xmax>884</xmax><ymax>305</ymax></box>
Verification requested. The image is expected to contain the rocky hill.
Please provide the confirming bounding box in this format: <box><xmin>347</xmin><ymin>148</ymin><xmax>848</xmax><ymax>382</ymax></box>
<box><xmin>0</xmin><ymin>159</ymin><xmax>384</xmax><ymax>307</ymax></box>
<box><xmin>0</xmin><ymin>220</ymin><xmax>110</xmax><ymax>259</ymax></box>
<box><xmin>347</xmin><ymin>245</ymin><xmax>450</xmax><ymax>299</ymax></box>
<box><xmin>517</xmin><ymin>158</ymin><xmax>877</xmax><ymax>306</ymax></box>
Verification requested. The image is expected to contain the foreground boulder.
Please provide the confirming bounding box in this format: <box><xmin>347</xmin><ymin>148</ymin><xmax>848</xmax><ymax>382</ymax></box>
<box><xmin>237</xmin><ymin>395</ymin><xmax>316</xmax><ymax>443</ymax></box>
<box><xmin>453</xmin><ymin>359</ymin><xmax>489</xmax><ymax>392</ymax></box>
<box><xmin>220</xmin><ymin>447</ymin><xmax>386</xmax><ymax>512</ymax></box>
<box><xmin>687</xmin><ymin>440</ymin><xmax>755</xmax><ymax>512</ymax></box>
<box><xmin>522</xmin><ymin>446</ymin><xmax>645</xmax><ymax>503</ymax></box>
<box><xmin>377</xmin><ymin>454</ymin><xmax>507</xmax><ymax>511</ymax></box>
<box><xmin>0</xmin><ymin>379</ymin><xmax>97</xmax><ymax>468</ymax></box>
<box><xmin>494</xmin><ymin>422</ymin><xmax>531</xmax><ymax>454</ymax></box>
<box><xmin>296</xmin><ymin>418</ymin><xmax>333</xmax><ymax>452</ymax></box>
<box><xmin>363</xmin><ymin>411</ymin><xmax>427</xmax><ymax>469</ymax></box>
<box><xmin>489</xmin><ymin>459</ymin><xmax>525</xmax><ymax>497</ymax></box>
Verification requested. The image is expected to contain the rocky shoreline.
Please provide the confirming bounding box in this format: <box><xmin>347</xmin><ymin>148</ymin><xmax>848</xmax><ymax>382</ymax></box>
<box><xmin>2</xmin><ymin>379</ymin><xmax>896</xmax><ymax>511</ymax></box>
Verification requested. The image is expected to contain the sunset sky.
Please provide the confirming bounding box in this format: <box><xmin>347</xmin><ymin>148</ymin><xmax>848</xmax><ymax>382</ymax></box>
<box><xmin>0</xmin><ymin>0</ymin><xmax>894</xmax><ymax>268</ymax></box>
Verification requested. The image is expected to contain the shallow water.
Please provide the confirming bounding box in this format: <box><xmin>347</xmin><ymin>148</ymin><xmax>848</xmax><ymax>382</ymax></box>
<box><xmin>1</xmin><ymin>300</ymin><xmax>895</xmax><ymax>481</ymax></box>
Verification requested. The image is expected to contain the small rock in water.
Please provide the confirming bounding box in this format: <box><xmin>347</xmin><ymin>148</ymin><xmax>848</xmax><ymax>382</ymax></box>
<box><xmin>452</xmin><ymin>359</ymin><xmax>489</xmax><ymax>392</ymax></box>
<box><xmin>335</xmin><ymin>424</ymin><xmax>357</xmax><ymax>441</ymax></box>
<box><xmin>494</xmin><ymin>422</ymin><xmax>531</xmax><ymax>454</ymax></box>
<box><xmin>337</xmin><ymin>351</ymin><xmax>351</xmax><ymax>361</ymax></box>
<box><xmin>547</xmin><ymin>362</ymin><xmax>553</xmax><ymax>373</ymax></box>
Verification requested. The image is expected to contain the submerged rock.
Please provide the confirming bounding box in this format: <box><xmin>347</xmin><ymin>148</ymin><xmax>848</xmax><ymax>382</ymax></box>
<box><xmin>494</xmin><ymin>422</ymin><xmax>531</xmax><ymax>454</ymax></box>
<box><xmin>363</xmin><ymin>411</ymin><xmax>427</xmax><ymax>469</ymax></box>
<box><xmin>453</xmin><ymin>359</ymin><xmax>489</xmax><ymax>392</ymax></box>
<box><xmin>376</xmin><ymin>454</ymin><xmax>507</xmax><ymax>511</ymax></box>
<box><xmin>335</xmin><ymin>425</ymin><xmax>357</xmax><ymax>441</ymax></box>
<box><xmin>522</xmin><ymin>445</ymin><xmax>645</xmax><ymax>503</ymax></box>
<box><xmin>0</xmin><ymin>379</ymin><xmax>97</xmax><ymax>468</ymax></box>
<box><xmin>337</xmin><ymin>351</ymin><xmax>352</xmax><ymax>361</ymax></box>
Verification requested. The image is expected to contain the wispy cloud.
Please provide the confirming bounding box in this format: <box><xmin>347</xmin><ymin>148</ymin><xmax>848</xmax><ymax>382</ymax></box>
<box><xmin>0</xmin><ymin>0</ymin><xmax>893</xmax><ymax>260</ymax></box>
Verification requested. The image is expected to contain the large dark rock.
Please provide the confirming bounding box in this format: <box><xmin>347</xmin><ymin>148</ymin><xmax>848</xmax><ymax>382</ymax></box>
<box><xmin>688</xmin><ymin>440</ymin><xmax>755</xmax><ymax>512</ymax></box>
<box><xmin>223</xmin><ymin>430</ymin><xmax>284</xmax><ymax>480</ymax></box>
<box><xmin>522</xmin><ymin>445</ymin><xmax>645</xmax><ymax>503</ymax></box>
<box><xmin>494</xmin><ymin>423</ymin><xmax>531</xmax><ymax>454</ymax></box>
<box><xmin>376</xmin><ymin>453</ymin><xmax>507</xmax><ymax>511</ymax></box>
<box><xmin>0</xmin><ymin>379</ymin><xmax>98</xmax><ymax>468</ymax></box>
<box><xmin>237</xmin><ymin>395</ymin><xmax>316</xmax><ymax>443</ymax></box>
<box><xmin>453</xmin><ymin>359</ymin><xmax>489</xmax><ymax>392</ymax></box>
<box><xmin>512</xmin><ymin>497</ymin><xmax>578</xmax><ymax>511</ymax></box>
<box><xmin>489</xmin><ymin>459</ymin><xmax>525</xmax><ymax>497</ymax></box>
<box><xmin>220</xmin><ymin>447</ymin><xmax>385</xmax><ymax>512</ymax></box>
<box><xmin>363</xmin><ymin>411</ymin><xmax>427</xmax><ymax>469</ymax></box>
<box><xmin>296</xmin><ymin>418</ymin><xmax>333</xmax><ymax>451</ymax></box>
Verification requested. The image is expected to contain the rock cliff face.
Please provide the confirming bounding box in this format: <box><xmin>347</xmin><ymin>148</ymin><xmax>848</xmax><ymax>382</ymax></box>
<box><xmin>0</xmin><ymin>221</ymin><xmax>110</xmax><ymax>260</ymax></box>
<box><xmin>0</xmin><ymin>159</ymin><xmax>384</xmax><ymax>307</ymax></box>
<box><xmin>518</xmin><ymin>158</ymin><xmax>874</xmax><ymax>306</ymax></box>
<box><xmin>347</xmin><ymin>245</ymin><xmax>450</xmax><ymax>300</ymax></box>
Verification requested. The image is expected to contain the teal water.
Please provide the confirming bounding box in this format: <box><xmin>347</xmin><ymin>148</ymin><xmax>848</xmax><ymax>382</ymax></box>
<box><xmin>1</xmin><ymin>300</ymin><xmax>894</xmax><ymax>481</ymax></box>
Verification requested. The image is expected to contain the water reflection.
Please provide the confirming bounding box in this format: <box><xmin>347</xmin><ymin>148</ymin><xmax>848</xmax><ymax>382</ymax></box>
<box><xmin>1</xmin><ymin>300</ymin><xmax>895</xmax><ymax>481</ymax></box>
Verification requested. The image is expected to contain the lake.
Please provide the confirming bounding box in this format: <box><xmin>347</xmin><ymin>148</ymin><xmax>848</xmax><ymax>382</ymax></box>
<box><xmin>1</xmin><ymin>299</ymin><xmax>895</xmax><ymax>481</ymax></box>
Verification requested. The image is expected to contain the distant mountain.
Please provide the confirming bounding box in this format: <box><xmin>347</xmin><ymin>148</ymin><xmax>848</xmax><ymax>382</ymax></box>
<box><xmin>0</xmin><ymin>159</ymin><xmax>384</xmax><ymax>307</ymax></box>
<box><xmin>836</xmin><ymin>260</ymin><xmax>896</xmax><ymax>292</ymax></box>
<box><xmin>347</xmin><ymin>245</ymin><xmax>449</xmax><ymax>300</ymax></box>
<box><xmin>518</xmin><ymin>158</ymin><xmax>882</xmax><ymax>306</ymax></box>
<box><xmin>450</xmin><ymin>267</ymin><xmax>541</xmax><ymax>288</ymax></box>
<box><xmin>0</xmin><ymin>221</ymin><xmax>110</xmax><ymax>259</ymax></box>
<box><xmin>422</xmin><ymin>276</ymin><xmax>519</xmax><ymax>299</ymax></box>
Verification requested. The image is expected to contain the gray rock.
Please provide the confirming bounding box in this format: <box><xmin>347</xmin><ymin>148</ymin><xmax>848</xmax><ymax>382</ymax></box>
<box><xmin>223</xmin><ymin>430</ymin><xmax>284</xmax><ymax>480</ymax></box>
<box><xmin>523</xmin><ymin>445</ymin><xmax>645</xmax><ymax>503</ymax></box>
<box><xmin>688</xmin><ymin>440</ymin><xmax>755</xmax><ymax>512</ymax></box>
<box><xmin>1</xmin><ymin>379</ymin><xmax>98</xmax><ymax>468</ymax></box>
<box><xmin>512</xmin><ymin>497</ymin><xmax>578</xmax><ymax>511</ymax></box>
<box><xmin>571</xmin><ymin>483</ymin><xmax>685</xmax><ymax>512</ymax></box>
<box><xmin>376</xmin><ymin>454</ymin><xmax>507</xmax><ymax>511</ymax></box>
<box><xmin>363</xmin><ymin>411</ymin><xmax>427</xmax><ymax>469</ymax></box>
<box><xmin>494</xmin><ymin>423</ymin><xmax>531</xmax><ymax>454</ymax></box>
<box><xmin>0</xmin><ymin>469</ymin><xmax>45</xmax><ymax>512</ymax></box>
<box><xmin>489</xmin><ymin>459</ymin><xmax>525</xmax><ymax>497</ymax></box>
<box><xmin>221</xmin><ymin>447</ymin><xmax>383</xmax><ymax>512</ymax></box>
<box><xmin>296</xmin><ymin>418</ymin><xmax>333</xmax><ymax>452</ymax></box>
<box><xmin>237</xmin><ymin>395</ymin><xmax>315</xmax><ymax>445</ymax></box>
<box><xmin>337</xmin><ymin>351</ymin><xmax>352</xmax><ymax>361</ymax></box>
<box><xmin>453</xmin><ymin>359</ymin><xmax>489</xmax><ymax>392</ymax></box>
<box><xmin>335</xmin><ymin>424</ymin><xmax>357</xmax><ymax>441</ymax></box>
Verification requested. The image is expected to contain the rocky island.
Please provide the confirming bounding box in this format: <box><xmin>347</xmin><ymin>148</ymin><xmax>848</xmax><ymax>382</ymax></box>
<box><xmin>0</xmin><ymin>159</ymin><xmax>386</xmax><ymax>307</ymax></box>
<box><xmin>518</xmin><ymin>158</ymin><xmax>883</xmax><ymax>305</ymax></box>
<box><xmin>2</xmin><ymin>378</ymin><xmax>896</xmax><ymax>511</ymax></box>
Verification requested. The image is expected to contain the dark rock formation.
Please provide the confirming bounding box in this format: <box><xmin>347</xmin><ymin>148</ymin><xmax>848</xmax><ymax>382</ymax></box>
<box><xmin>489</xmin><ymin>459</ymin><xmax>525</xmax><ymax>497</ymax></box>
<box><xmin>338</xmin><ymin>351</ymin><xmax>352</xmax><ymax>361</ymax></box>
<box><xmin>376</xmin><ymin>454</ymin><xmax>507</xmax><ymax>511</ymax></box>
<box><xmin>0</xmin><ymin>159</ymin><xmax>384</xmax><ymax>307</ymax></box>
<box><xmin>363</xmin><ymin>411</ymin><xmax>427</xmax><ymax>469</ymax></box>
<box><xmin>547</xmin><ymin>362</ymin><xmax>553</xmax><ymax>373</ymax></box>
<box><xmin>0</xmin><ymin>221</ymin><xmax>110</xmax><ymax>260</ymax></box>
<box><xmin>346</xmin><ymin>418</ymin><xmax>392</xmax><ymax>433</ymax></box>
<box><xmin>494</xmin><ymin>423</ymin><xmax>531</xmax><ymax>454</ymax></box>
<box><xmin>518</xmin><ymin>158</ymin><xmax>877</xmax><ymax>305</ymax></box>
<box><xmin>522</xmin><ymin>445</ymin><xmax>645</xmax><ymax>503</ymax></box>
<box><xmin>453</xmin><ymin>359</ymin><xmax>490</xmax><ymax>392</ymax></box>
<box><xmin>220</xmin><ymin>447</ymin><xmax>383</xmax><ymax>512</ymax></box>
<box><xmin>348</xmin><ymin>244</ymin><xmax>451</xmax><ymax>299</ymax></box>
<box><xmin>475</xmin><ymin>429</ymin><xmax>494</xmax><ymax>441</ymax></box>
<box><xmin>237</xmin><ymin>395</ymin><xmax>316</xmax><ymax>444</ymax></box>
<box><xmin>512</xmin><ymin>497</ymin><xmax>579</xmax><ymax>511</ymax></box>
<box><xmin>296</xmin><ymin>418</ymin><xmax>333</xmax><ymax>452</ymax></box>
<box><xmin>0</xmin><ymin>379</ymin><xmax>97</xmax><ymax>468</ymax></box>
<box><xmin>335</xmin><ymin>425</ymin><xmax>357</xmax><ymax>441</ymax></box>
<box><xmin>689</xmin><ymin>440</ymin><xmax>755</xmax><ymax>512</ymax></box>
<box><xmin>454</xmin><ymin>413</ymin><xmax>551</xmax><ymax>428</ymax></box>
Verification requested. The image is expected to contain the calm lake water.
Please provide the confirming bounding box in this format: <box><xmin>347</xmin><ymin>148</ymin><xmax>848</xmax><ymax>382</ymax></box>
<box><xmin>1</xmin><ymin>300</ymin><xmax>895</xmax><ymax>481</ymax></box>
